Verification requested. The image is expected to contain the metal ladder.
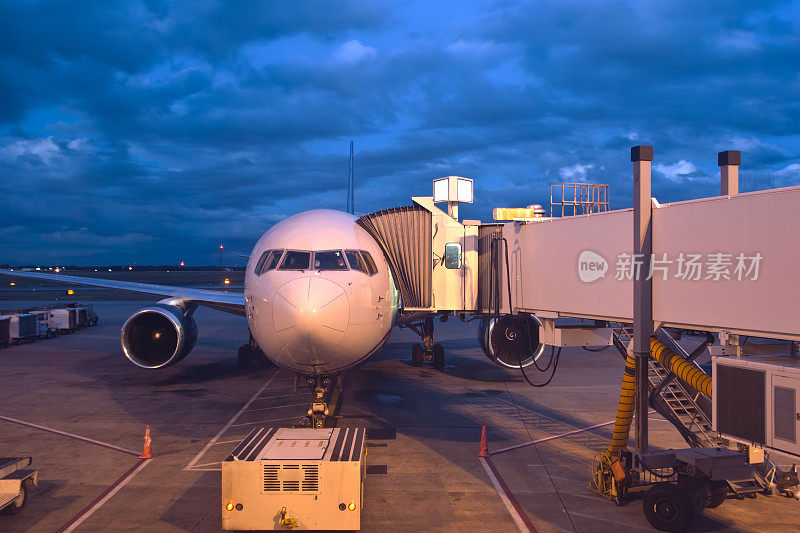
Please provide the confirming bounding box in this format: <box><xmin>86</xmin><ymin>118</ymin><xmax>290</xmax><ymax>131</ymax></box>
<box><xmin>610</xmin><ymin>324</ymin><xmax>721</xmax><ymax>447</ymax></box>
<box><xmin>611</xmin><ymin>324</ymin><xmax>764</xmax><ymax>496</ymax></box>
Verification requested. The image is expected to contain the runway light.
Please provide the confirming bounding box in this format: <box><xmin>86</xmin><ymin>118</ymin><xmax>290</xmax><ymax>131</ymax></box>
<box><xmin>224</xmin><ymin>278</ymin><xmax>230</xmax><ymax>285</ymax></box>
<box><xmin>348</xmin><ymin>503</ymin><xmax>356</xmax><ymax>511</ymax></box>
<box><xmin>67</xmin><ymin>289</ymin><xmax>74</xmax><ymax>295</ymax></box>
<box><xmin>54</xmin><ymin>267</ymin><xmax>60</xmax><ymax>273</ymax></box>
<box><xmin>226</xmin><ymin>502</ymin><xmax>234</xmax><ymax>511</ymax></box>
<box><xmin>9</xmin><ymin>282</ymin><xmax>14</xmax><ymax>286</ymax></box>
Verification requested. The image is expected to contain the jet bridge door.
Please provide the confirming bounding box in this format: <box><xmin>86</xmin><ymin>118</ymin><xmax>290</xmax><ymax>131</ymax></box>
<box><xmin>358</xmin><ymin>206</ymin><xmax>432</xmax><ymax>309</ymax></box>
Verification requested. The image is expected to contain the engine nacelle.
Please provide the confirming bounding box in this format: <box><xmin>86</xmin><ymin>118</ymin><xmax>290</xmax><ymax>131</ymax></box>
<box><xmin>478</xmin><ymin>314</ymin><xmax>544</xmax><ymax>369</ymax></box>
<box><xmin>121</xmin><ymin>303</ymin><xmax>198</xmax><ymax>369</ymax></box>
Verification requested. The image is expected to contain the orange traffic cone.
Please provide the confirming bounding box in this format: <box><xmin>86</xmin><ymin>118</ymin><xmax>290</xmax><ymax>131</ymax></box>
<box><xmin>478</xmin><ymin>424</ymin><xmax>490</xmax><ymax>458</ymax></box>
<box><xmin>139</xmin><ymin>425</ymin><xmax>155</xmax><ymax>459</ymax></box>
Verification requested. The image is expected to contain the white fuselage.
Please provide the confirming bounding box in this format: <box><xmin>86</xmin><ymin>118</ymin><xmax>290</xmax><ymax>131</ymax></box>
<box><xmin>244</xmin><ymin>210</ymin><xmax>398</xmax><ymax>375</ymax></box>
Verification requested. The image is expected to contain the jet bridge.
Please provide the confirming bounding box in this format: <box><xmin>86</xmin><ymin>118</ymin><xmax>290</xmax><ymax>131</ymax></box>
<box><xmin>364</xmin><ymin>148</ymin><xmax>800</xmax><ymax>531</ymax></box>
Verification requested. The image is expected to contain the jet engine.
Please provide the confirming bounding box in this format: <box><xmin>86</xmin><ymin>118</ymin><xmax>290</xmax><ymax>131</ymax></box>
<box><xmin>478</xmin><ymin>314</ymin><xmax>544</xmax><ymax>368</ymax></box>
<box><xmin>121</xmin><ymin>303</ymin><xmax>198</xmax><ymax>369</ymax></box>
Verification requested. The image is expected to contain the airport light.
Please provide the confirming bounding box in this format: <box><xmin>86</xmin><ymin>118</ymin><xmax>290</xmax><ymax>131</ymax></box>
<box><xmin>432</xmin><ymin>175</ymin><xmax>473</xmax><ymax>221</ymax></box>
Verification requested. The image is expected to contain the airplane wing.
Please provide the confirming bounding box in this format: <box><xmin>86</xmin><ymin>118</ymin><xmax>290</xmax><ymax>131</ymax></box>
<box><xmin>0</xmin><ymin>269</ymin><xmax>244</xmax><ymax>316</ymax></box>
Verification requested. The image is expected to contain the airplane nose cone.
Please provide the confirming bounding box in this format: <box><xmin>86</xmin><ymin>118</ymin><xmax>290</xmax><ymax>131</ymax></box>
<box><xmin>273</xmin><ymin>277</ymin><xmax>349</xmax><ymax>361</ymax></box>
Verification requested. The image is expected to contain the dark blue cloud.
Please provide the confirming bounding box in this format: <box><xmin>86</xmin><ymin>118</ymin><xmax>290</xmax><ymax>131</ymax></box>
<box><xmin>0</xmin><ymin>0</ymin><xmax>798</xmax><ymax>264</ymax></box>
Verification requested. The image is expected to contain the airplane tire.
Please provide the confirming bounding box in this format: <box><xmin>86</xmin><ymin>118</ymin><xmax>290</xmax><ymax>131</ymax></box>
<box><xmin>411</xmin><ymin>344</ymin><xmax>424</xmax><ymax>367</ymax></box>
<box><xmin>432</xmin><ymin>344</ymin><xmax>445</xmax><ymax>370</ymax></box>
<box><xmin>643</xmin><ymin>482</ymin><xmax>694</xmax><ymax>532</ymax></box>
<box><xmin>237</xmin><ymin>344</ymin><xmax>257</xmax><ymax>369</ymax></box>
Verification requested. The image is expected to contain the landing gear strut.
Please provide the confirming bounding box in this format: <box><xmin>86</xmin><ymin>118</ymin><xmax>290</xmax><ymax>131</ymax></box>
<box><xmin>298</xmin><ymin>375</ymin><xmax>340</xmax><ymax>428</ymax></box>
<box><xmin>409</xmin><ymin>317</ymin><xmax>445</xmax><ymax>370</ymax></box>
<box><xmin>237</xmin><ymin>331</ymin><xmax>273</xmax><ymax>369</ymax></box>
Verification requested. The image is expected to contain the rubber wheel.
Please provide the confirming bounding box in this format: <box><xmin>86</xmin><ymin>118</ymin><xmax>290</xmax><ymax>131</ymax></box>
<box><xmin>411</xmin><ymin>344</ymin><xmax>424</xmax><ymax>367</ymax></box>
<box><xmin>2</xmin><ymin>485</ymin><xmax>26</xmax><ymax>515</ymax></box>
<box><xmin>707</xmin><ymin>481</ymin><xmax>727</xmax><ymax>509</ymax></box>
<box><xmin>432</xmin><ymin>344</ymin><xmax>445</xmax><ymax>370</ymax></box>
<box><xmin>643</xmin><ymin>482</ymin><xmax>695</xmax><ymax>532</ymax></box>
<box><xmin>237</xmin><ymin>345</ymin><xmax>256</xmax><ymax>369</ymax></box>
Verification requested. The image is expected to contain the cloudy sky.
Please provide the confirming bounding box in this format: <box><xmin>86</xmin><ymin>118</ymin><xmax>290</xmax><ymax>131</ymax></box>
<box><xmin>1</xmin><ymin>1</ymin><xmax>798</xmax><ymax>265</ymax></box>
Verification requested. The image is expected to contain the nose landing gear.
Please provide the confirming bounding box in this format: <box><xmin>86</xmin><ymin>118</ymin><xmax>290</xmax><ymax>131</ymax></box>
<box><xmin>297</xmin><ymin>375</ymin><xmax>341</xmax><ymax>428</ymax></box>
<box><xmin>408</xmin><ymin>317</ymin><xmax>445</xmax><ymax>370</ymax></box>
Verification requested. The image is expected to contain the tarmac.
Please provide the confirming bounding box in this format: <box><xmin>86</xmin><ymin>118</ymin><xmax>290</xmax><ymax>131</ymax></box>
<box><xmin>1</xmin><ymin>289</ymin><xmax>799</xmax><ymax>531</ymax></box>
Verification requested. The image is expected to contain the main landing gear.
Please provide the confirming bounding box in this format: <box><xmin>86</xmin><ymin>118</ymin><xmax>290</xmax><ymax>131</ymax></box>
<box><xmin>409</xmin><ymin>317</ymin><xmax>445</xmax><ymax>370</ymax></box>
<box><xmin>237</xmin><ymin>331</ymin><xmax>273</xmax><ymax>369</ymax></box>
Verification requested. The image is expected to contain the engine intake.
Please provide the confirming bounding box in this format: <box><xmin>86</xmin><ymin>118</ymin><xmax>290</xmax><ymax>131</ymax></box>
<box><xmin>121</xmin><ymin>303</ymin><xmax>197</xmax><ymax>369</ymax></box>
<box><xmin>478</xmin><ymin>315</ymin><xmax>544</xmax><ymax>368</ymax></box>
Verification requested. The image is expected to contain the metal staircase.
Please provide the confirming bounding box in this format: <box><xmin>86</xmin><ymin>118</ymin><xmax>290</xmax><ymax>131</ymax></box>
<box><xmin>610</xmin><ymin>324</ymin><xmax>764</xmax><ymax>496</ymax></box>
<box><xmin>610</xmin><ymin>324</ymin><xmax>721</xmax><ymax>448</ymax></box>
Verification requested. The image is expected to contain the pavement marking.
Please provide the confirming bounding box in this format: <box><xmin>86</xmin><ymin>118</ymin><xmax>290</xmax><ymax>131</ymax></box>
<box><xmin>250</xmin><ymin>394</ymin><xmax>301</xmax><ymax>401</ymax></box>
<box><xmin>0</xmin><ymin>415</ymin><xmax>140</xmax><ymax>456</ymax></box>
<box><xmin>184</xmin><ymin>370</ymin><xmax>281</xmax><ymax>471</ymax></box>
<box><xmin>229</xmin><ymin>416</ymin><xmax>300</xmax><ymax>428</ymax></box>
<box><xmin>479</xmin><ymin>456</ymin><xmax>537</xmax><ymax>533</ymax></box>
<box><xmin>493</xmin><ymin>410</ymin><xmax>657</xmax><ymax>455</ymax></box>
<box><xmin>56</xmin><ymin>458</ymin><xmax>151</xmax><ymax>533</ymax></box>
<box><xmin>567</xmin><ymin>511</ymin><xmax>653</xmax><ymax>531</ymax></box>
<box><xmin>243</xmin><ymin>402</ymin><xmax>308</xmax><ymax>413</ymax></box>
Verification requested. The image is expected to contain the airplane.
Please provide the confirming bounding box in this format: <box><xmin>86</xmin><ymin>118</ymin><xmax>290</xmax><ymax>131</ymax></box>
<box><xmin>0</xmin><ymin>207</ymin><xmax>401</xmax><ymax>426</ymax></box>
<box><xmin>0</xmin><ymin>150</ymin><xmax>545</xmax><ymax>426</ymax></box>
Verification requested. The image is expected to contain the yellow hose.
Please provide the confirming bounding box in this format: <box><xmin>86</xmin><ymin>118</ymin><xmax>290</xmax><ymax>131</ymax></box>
<box><xmin>595</xmin><ymin>336</ymin><xmax>713</xmax><ymax>497</ymax></box>
<box><xmin>649</xmin><ymin>336</ymin><xmax>712</xmax><ymax>398</ymax></box>
<box><xmin>604</xmin><ymin>351</ymin><xmax>637</xmax><ymax>459</ymax></box>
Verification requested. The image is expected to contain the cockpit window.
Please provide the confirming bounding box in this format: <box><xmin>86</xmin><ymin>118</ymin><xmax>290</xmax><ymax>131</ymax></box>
<box><xmin>253</xmin><ymin>251</ymin><xmax>271</xmax><ymax>276</ymax></box>
<box><xmin>314</xmin><ymin>250</ymin><xmax>348</xmax><ymax>271</ymax></box>
<box><xmin>279</xmin><ymin>250</ymin><xmax>311</xmax><ymax>270</ymax></box>
<box><xmin>265</xmin><ymin>249</ymin><xmax>283</xmax><ymax>271</ymax></box>
<box><xmin>360</xmin><ymin>251</ymin><xmax>378</xmax><ymax>276</ymax></box>
<box><xmin>345</xmin><ymin>250</ymin><xmax>365</xmax><ymax>272</ymax></box>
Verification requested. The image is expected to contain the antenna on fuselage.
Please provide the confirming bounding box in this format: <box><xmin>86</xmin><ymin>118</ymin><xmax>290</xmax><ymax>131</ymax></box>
<box><xmin>346</xmin><ymin>140</ymin><xmax>354</xmax><ymax>214</ymax></box>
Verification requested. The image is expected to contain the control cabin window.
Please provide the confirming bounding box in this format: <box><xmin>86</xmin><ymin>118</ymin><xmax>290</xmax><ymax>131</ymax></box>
<box><xmin>265</xmin><ymin>249</ymin><xmax>283</xmax><ymax>271</ymax></box>
<box><xmin>360</xmin><ymin>251</ymin><xmax>378</xmax><ymax>276</ymax></box>
<box><xmin>345</xmin><ymin>250</ymin><xmax>365</xmax><ymax>272</ymax></box>
<box><xmin>314</xmin><ymin>250</ymin><xmax>348</xmax><ymax>271</ymax></box>
<box><xmin>444</xmin><ymin>243</ymin><xmax>462</xmax><ymax>269</ymax></box>
<box><xmin>279</xmin><ymin>250</ymin><xmax>311</xmax><ymax>271</ymax></box>
<box><xmin>253</xmin><ymin>250</ymin><xmax>271</xmax><ymax>276</ymax></box>
<box><xmin>254</xmin><ymin>250</ymin><xmax>284</xmax><ymax>276</ymax></box>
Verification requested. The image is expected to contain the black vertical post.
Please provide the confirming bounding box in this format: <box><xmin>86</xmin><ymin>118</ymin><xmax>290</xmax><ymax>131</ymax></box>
<box><xmin>632</xmin><ymin>145</ymin><xmax>654</xmax><ymax>453</ymax></box>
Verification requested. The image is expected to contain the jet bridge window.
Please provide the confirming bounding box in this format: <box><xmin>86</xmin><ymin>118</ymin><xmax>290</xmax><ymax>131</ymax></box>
<box><xmin>279</xmin><ymin>250</ymin><xmax>311</xmax><ymax>271</ymax></box>
<box><xmin>345</xmin><ymin>250</ymin><xmax>365</xmax><ymax>272</ymax></box>
<box><xmin>314</xmin><ymin>250</ymin><xmax>348</xmax><ymax>271</ymax></box>
<box><xmin>360</xmin><ymin>251</ymin><xmax>378</xmax><ymax>276</ymax></box>
<box><xmin>444</xmin><ymin>242</ymin><xmax>462</xmax><ymax>269</ymax></box>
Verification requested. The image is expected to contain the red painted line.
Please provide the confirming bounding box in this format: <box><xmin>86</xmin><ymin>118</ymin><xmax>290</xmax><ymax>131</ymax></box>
<box><xmin>55</xmin><ymin>458</ymin><xmax>148</xmax><ymax>533</ymax></box>
<box><xmin>483</xmin><ymin>456</ymin><xmax>538</xmax><ymax>532</ymax></box>
<box><xmin>0</xmin><ymin>415</ymin><xmax>140</xmax><ymax>456</ymax></box>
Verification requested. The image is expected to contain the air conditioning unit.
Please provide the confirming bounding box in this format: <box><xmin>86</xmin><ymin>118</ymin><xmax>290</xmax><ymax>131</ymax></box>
<box><xmin>713</xmin><ymin>356</ymin><xmax>800</xmax><ymax>458</ymax></box>
<box><xmin>222</xmin><ymin>427</ymin><xmax>365</xmax><ymax>531</ymax></box>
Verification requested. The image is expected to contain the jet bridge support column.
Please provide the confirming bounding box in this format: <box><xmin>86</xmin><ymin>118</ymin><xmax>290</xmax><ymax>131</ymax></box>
<box><xmin>632</xmin><ymin>145</ymin><xmax>654</xmax><ymax>453</ymax></box>
<box><xmin>718</xmin><ymin>150</ymin><xmax>743</xmax><ymax>357</ymax></box>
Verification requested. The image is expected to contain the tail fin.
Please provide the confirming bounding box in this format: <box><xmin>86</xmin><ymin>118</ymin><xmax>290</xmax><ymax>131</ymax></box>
<box><xmin>346</xmin><ymin>140</ymin><xmax>354</xmax><ymax>214</ymax></box>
